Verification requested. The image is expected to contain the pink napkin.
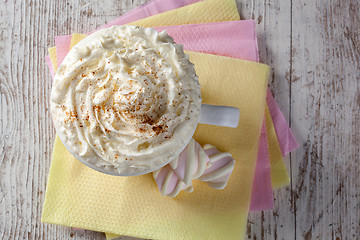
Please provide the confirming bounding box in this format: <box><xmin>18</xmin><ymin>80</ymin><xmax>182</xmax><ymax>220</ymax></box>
<box><xmin>45</xmin><ymin>55</ymin><xmax>55</xmax><ymax>77</ymax></box>
<box><xmin>54</xmin><ymin>20</ymin><xmax>258</xmax><ymax>67</ymax></box>
<box><xmin>154</xmin><ymin>21</ymin><xmax>258</xmax><ymax>61</ymax></box>
<box><xmin>93</xmin><ymin>0</ymin><xmax>202</xmax><ymax>33</ymax></box>
<box><xmin>54</xmin><ymin>36</ymin><xmax>71</xmax><ymax>70</ymax></box>
<box><xmin>49</xmin><ymin>20</ymin><xmax>275</xmax><ymax>211</ymax></box>
<box><xmin>266</xmin><ymin>89</ymin><xmax>299</xmax><ymax>156</ymax></box>
<box><xmin>250</xmin><ymin>122</ymin><xmax>273</xmax><ymax>211</ymax></box>
<box><xmin>52</xmin><ymin>0</ymin><xmax>202</xmax><ymax>66</ymax></box>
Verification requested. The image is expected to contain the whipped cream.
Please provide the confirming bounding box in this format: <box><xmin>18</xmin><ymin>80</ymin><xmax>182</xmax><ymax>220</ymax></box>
<box><xmin>50</xmin><ymin>25</ymin><xmax>201</xmax><ymax>175</ymax></box>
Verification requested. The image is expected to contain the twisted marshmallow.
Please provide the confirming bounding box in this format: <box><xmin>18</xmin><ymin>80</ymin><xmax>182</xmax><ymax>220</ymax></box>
<box><xmin>199</xmin><ymin>144</ymin><xmax>235</xmax><ymax>189</ymax></box>
<box><xmin>153</xmin><ymin>139</ymin><xmax>235</xmax><ymax>197</ymax></box>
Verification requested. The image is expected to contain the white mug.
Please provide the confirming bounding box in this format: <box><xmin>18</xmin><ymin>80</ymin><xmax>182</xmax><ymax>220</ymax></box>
<box><xmin>68</xmin><ymin>104</ymin><xmax>240</xmax><ymax>176</ymax></box>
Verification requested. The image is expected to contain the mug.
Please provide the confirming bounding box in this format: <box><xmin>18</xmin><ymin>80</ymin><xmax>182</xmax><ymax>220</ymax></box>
<box><xmin>60</xmin><ymin>104</ymin><xmax>240</xmax><ymax>176</ymax></box>
<box><xmin>52</xmin><ymin>25</ymin><xmax>240</xmax><ymax>176</ymax></box>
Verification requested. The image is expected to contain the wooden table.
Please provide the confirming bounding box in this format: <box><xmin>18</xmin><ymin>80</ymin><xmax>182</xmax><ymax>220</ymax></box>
<box><xmin>1</xmin><ymin>0</ymin><xmax>359</xmax><ymax>239</ymax></box>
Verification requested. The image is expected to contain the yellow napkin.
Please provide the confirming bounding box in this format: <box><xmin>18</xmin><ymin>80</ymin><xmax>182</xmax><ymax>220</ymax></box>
<box><xmin>48</xmin><ymin>47</ymin><xmax>57</xmax><ymax>70</ymax></box>
<box><xmin>49</xmin><ymin>0</ymin><xmax>289</xmax><ymax>190</ymax></box>
<box><xmin>265</xmin><ymin>106</ymin><xmax>290</xmax><ymax>188</ymax></box>
<box><xmin>43</xmin><ymin>47</ymin><xmax>269</xmax><ymax>240</ymax></box>
<box><xmin>130</xmin><ymin>0</ymin><xmax>239</xmax><ymax>27</ymax></box>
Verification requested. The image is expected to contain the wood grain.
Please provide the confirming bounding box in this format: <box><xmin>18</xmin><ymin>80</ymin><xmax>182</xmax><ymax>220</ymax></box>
<box><xmin>240</xmin><ymin>1</ymin><xmax>295</xmax><ymax>239</ymax></box>
<box><xmin>290</xmin><ymin>0</ymin><xmax>360</xmax><ymax>239</ymax></box>
<box><xmin>0</xmin><ymin>0</ymin><xmax>359</xmax><ymax>239</ymax></box>
<box><xmin>245</xmin><ymin>0</ymin><xmax>360</xmax><ymax>239</ymax></box>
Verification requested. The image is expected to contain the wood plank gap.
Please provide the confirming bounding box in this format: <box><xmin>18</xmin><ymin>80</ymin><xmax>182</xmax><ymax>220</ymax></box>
<box><xmin>289</xmin><ymin>0</ymin><xmax>296</xmax><ymax>239</ymax></box>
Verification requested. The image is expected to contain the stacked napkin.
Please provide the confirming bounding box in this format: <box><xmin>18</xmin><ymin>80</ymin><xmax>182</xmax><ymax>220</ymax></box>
<box><xmin>43</xmin><ymin>0</ymin><xmax>298</xmax><ymax>239</ymax></box>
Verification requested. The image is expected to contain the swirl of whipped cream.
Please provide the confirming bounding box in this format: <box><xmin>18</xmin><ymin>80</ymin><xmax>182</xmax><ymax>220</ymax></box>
<box><xmin>50</xmin><ymin>25</ymin><xmax>201</xmax><ymax>176</ymax></box>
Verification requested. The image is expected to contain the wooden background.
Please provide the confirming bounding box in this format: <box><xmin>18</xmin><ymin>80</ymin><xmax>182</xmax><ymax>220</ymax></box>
<box><xmin>0</xmin><ymin>0</ymin><xmax>359</xmax><ymax>239</ymax></box>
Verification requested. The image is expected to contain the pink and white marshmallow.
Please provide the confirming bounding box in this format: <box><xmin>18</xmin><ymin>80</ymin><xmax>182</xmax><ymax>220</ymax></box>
<box><xmin>153</xmin><ymin>139</ymin><xmax>235</xmax><ymax>197</ymax></box>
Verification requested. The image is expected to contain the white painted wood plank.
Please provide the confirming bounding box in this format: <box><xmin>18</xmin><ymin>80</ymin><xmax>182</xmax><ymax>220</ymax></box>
<box><xmin>291</xmin><ymin>0</ymin><xmax>360</xmax><ymax>239</ymax></box>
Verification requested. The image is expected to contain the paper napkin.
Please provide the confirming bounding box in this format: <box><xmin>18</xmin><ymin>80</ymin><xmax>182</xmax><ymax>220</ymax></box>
<box><xmin>43</xmin><ymin>49</ymin><xmax>269</xmax><ymax>240</ymax></box>
<box><xmin>53</xmin><ymin>20</ymin><xmax>288</xmax><ymax>211</ymax></box>
<box><xmin>52</xmin><ymin>0</ymin><xmax>203</xmax><ymax>65</ymax></box>
<box><xmin>93</xmin><ymin>0</ymin><xmax>202</xmax><ymax>32</ymax></box>
<box><xmin>46</xmin><ymin>0</ymin><xmax>295</xmax><ymax>213</ymax></box>
<box><xmin>265</xmin><ymin>105</ymin><xmax>290</xmax><ymax>188</ymax></box>
<box><xmin>266</xmin><ymin>89</ymin><xmax>299</xmax><ymax>156</ymax></box>
<box><xmin>50</xmin><ymin>20</ymin><xmax>277</xmax><ymax>212</ymax></box>
<box><xmin>130</xmin><ymin>0</ymin><xmax>240</xmax><ymax>27</ymax></box>
<box><xmin>55</xmin><ymin>20</ymin><xmax>259</xmax><ymax>65</ymax></box>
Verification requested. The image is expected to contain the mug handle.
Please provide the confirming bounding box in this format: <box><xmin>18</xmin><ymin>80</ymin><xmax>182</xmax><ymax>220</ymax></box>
<box><xmin>199</xmin><ymin>104</ymin><xmax>240</xmax><ymax>128</ymax></box>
